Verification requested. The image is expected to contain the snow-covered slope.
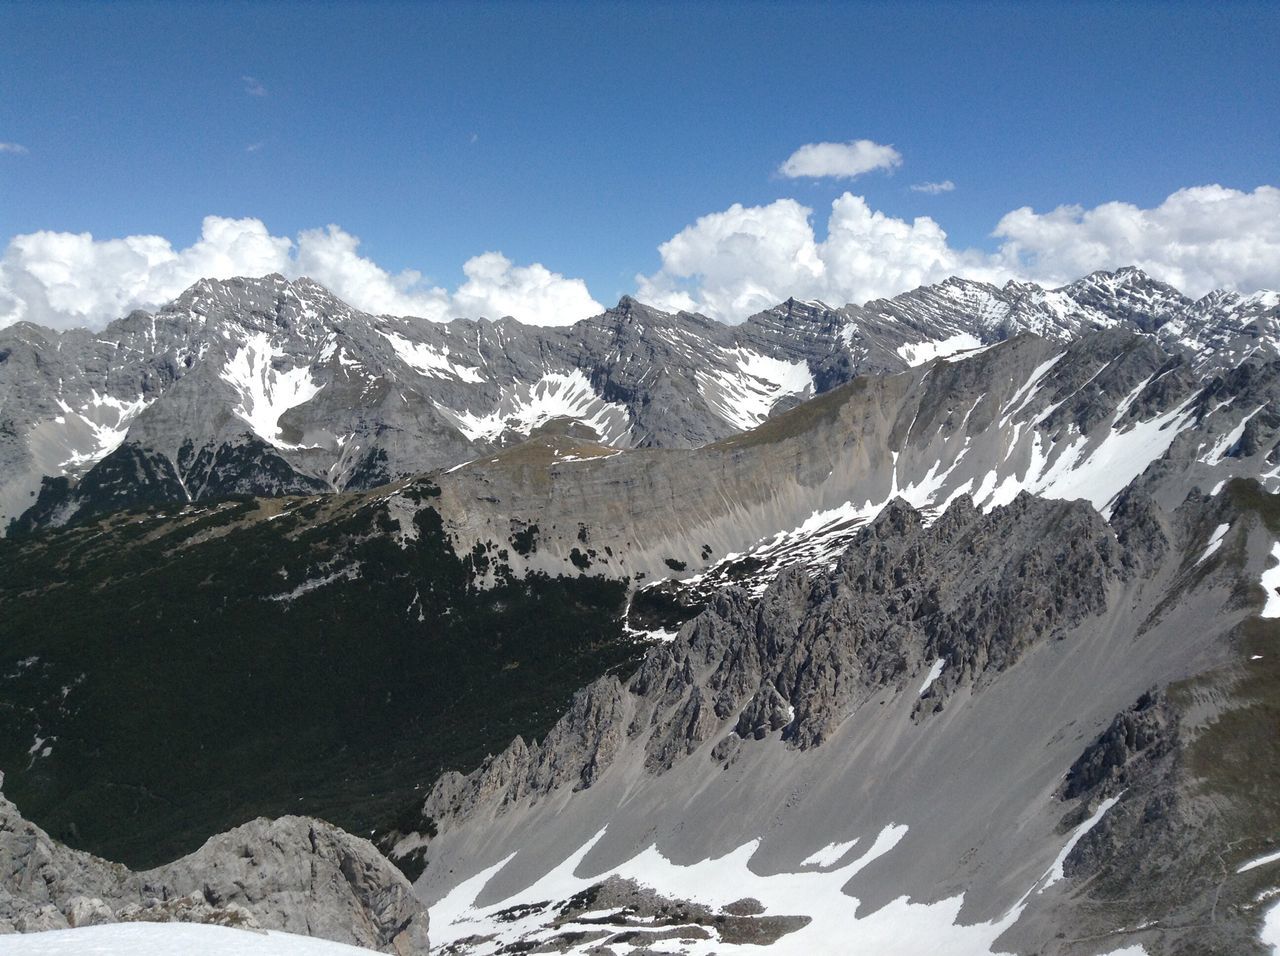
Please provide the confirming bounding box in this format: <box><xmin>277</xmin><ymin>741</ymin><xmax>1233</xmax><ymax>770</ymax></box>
<box><xmin>3</xmin><ymin>924</ymin><xmax>372</xmax><ymax>956</ymax></box>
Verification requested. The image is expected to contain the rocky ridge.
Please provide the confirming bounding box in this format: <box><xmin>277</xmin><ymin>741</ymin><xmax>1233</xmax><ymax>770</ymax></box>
<box><xmin>400</xmin><ymin>476</ymin><xmax>1280</xmax><ymax>955</ymax></box>
<box><xmin>0</xmin><ymin>779</ymin><xmax>429</xmax><ymax>952</ymax></box>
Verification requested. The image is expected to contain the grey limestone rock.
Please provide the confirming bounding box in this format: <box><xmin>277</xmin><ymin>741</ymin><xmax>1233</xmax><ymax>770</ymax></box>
<box><xmin>0</xmin><ymin>787</ymin><xmax>428</xmax><ymax>952</ymax></box>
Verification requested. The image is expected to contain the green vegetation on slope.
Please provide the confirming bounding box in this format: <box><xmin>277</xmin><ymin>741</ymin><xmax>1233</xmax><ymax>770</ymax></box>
<box><xmin>0</xmin><ymin>483</ymin><xmax>645</xmax><ymax>868</ymax></box>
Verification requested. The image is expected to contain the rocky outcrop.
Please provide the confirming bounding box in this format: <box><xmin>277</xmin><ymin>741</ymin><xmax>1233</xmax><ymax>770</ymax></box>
<box><xmin>0</xmin><ymin>783</ymin><xmax>429</xmax><ymax>952</ymax></box>
<box><xmin>1062</xmin><ymin>689</ymin><xmax>1175</xmax><ymax>801</ymax></box>
<box><xmin>413</xmin><ymin>493</ymin><xmax>1128</xmax><ymax>839</ymax></box>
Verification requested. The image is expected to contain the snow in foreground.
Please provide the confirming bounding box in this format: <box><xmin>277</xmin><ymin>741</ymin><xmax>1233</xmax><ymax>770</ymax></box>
<box><xmin>1</xmin><ymin>922</ymin><xmax>370</xmax><ymax>955</ymax></box>
<box><xmin>430</xmin><ymin>804</ymin><xmax>1155</xmax><ymax>956</ymax></box>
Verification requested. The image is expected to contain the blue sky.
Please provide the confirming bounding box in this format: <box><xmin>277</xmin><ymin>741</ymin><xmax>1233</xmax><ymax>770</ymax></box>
<box><xmin>2</xmin><ymin>1</ymin><xmax>1278</xmax><ymax>328</ymax></box>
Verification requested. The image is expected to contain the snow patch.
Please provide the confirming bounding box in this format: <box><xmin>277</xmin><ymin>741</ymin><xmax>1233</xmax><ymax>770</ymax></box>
<box><xmin>0</xmin><ymin>922</ymin><xmax>370</xmax><ymax>955</ymax></box>
<box><xmin>1238</xmin><ymin>848</ymin><xmax>1280</xmax><ymax>873</ymax></box>
<box><xmin>1196</xmin><ymin>523</ymin><xmax>1231</xmax><ymax>565</ymax></box>
<box><xmin>698</xmin><ymin>349</ymin><xmax>813</xmax><ymax>431</ymax></box>
<box><xmin>435</xmin><ymin>370</ymin><xmax>629</xmax><ymax>445</ymax></box>
<box><xmin>56</xmin><ymin>390</ymin><xmax>154</xmax><ymax>470</ymax></box>
<box><xmin>896</xmin><ymin>332</ymin><xmax>983</xmax><ymax>367</ymax></box>
<box><xmin>1263</xmin><ymin>543</ymin><xmax>1280</xmax><ymax>619</ymax></box>
<box><xmin>1201</xmin><ymin>404</ymin><xmax>1265</xmax><ymax>464</ymax></box>
<box><xmin>1040</xmin><ymin>794</ymin><xmax>1122</xmax><ymax>891</ymax></box>
<box><xmin>1263</xmin><ymin>896</ymin><xmax>1280</xmax><ymax>953</ymax></box>
<box><xmin>980</xmin><ymin>394</ymin><xmax>1198</xmax><ymax>517</ymax></box>
<box><xmin>380</xmin><ymin>330</ymin><xmax>485</xmax><ymax>383</ymax></box>
<box><xmin>429</xmin><ymin>814</ymin><xmax>1152</xmax><ymax>956</ymax></box>
<box><xmin>221</xmin><ymin>333</ymin><xmax>325</xmax><ymax>448</ymax></box>
<box><xmin>800</xmin><ymin>839</ymin><xmax>859</xmax><ymax>868</ymax></box>
<box><xmin>918</xmin><ymin>659</ymin><xmax>946</xmax><ymax>696</ymax></box>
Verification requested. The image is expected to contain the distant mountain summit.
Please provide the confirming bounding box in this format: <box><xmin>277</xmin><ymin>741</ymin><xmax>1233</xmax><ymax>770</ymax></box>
<box><xmin>1</xmin><ymin>268</ymin><xmax>1275</xmax><ymax>532</ymax></box>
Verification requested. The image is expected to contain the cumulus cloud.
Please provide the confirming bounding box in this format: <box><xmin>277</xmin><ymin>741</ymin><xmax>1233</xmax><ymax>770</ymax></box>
<box><xmin>4</xmin><ymin>185</ymin><xmax>1277</xmax><ymax>331</ymax></box>
<box><xmin>453</xmin><ymin>252</ymin><xmax>603</xmax><ymax>327</ymax></box>
<box><xmin>637</xmin><ymin>184</ymin><xmax>1280</xmax><ymax>321</ymax></box>
<box><xmin>292</xmin><ymin>225</ymin><xmax>452</xmax><ymax>320</ymax></box>
<box><xmin>993</xmin><ymin>185</ymin><xmax>1280</xmax><ymax>296</ymax></box>
<box><xmin>242</xmin><ymin>76</ymin><xmax>267</xmax><ymax>97</ymax></box>
<box><xmin>0</xmin><ymin>217</ymin><xmax>604</xmax><ymax>330</ymax></box>
<box><xmin>911</xmin><ymin>180</ymin><xmax>955</xmax><ymax>194</ymax></box>
<box><xmin>636</xmin><ymin>195</ymin><xmax>993</xmax><ymax>319</ymax></box>
<box><xmin>0</xmin><ymin>218</ymin><xmax>291</xmax><ymax>330</ymax></box>
<box><xmin>0</xmin><ymin>142</ymin><xmax>29</xmax><ymax>155</ymax></box>
<box><xmin>778</xmin><ymin>140</ymin><xmax>902</xmax><ymax>180</ymax></box>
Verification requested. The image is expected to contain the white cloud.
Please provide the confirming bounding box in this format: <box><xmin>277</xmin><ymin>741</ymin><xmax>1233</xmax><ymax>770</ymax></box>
<box><xmin>242</xmin><ymin>76</ymin><xmax>267</xmax><ymax>97</ymax></box>
<box><xmin>0</xmin><ymin>217</ymin><xmax>290</xmax><ymax>330</ymax></box>
<box><xmin>992</xmin><ymin>185</ymin><xmax>1280</xmax><ymax>296</ymax></box>
<box><xmin>636</xmin><ymin>195</ymin><xmax>994</xmax><ymax>319</ymax></box>
<box><xmin>0</xmin><ymin>142</ymin><xmax>28</xmax><ymax>155</ymax></box>
<box><xmin>453</xmin><ymin>252</ymin><xmax>603</xmax><ymax>327</ymax></box>
<box><xmin>292</xmin><ymin>225</ymin><xmax>452</xmax><ymax>320</ymax></box>
<box><xmin>911</xmin><ymin>180</ymin><xmax>955</xmax><ymax>194</ymax></box>
<box><xmin>0</xmin><ymin>217</ymin><xmax>604</xmax><ymax>330</ymax></box>
<box><xmin>245</xmin><ymin>142</ymin><xmax>265</xmax><ymax>153</ymax></box>
<box><xmin>636</xmin><ymin>184</ymin><xmax>1280</xmax><ymax>321</ymax></box>
<box><xmin>3</xmin><ymin>185</ymin><xmax>1277</xmax><ymax>332</ymax></box>
<box><xmin>778</xmin><ymin>140</ymin><xmax>902</xmax><ymax>180</ymax></box>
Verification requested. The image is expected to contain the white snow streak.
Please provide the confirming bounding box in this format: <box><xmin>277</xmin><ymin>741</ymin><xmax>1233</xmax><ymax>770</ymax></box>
<box><xmin>896</xmin><ymin>332</ymin><xmax>983</xmax><ymax>367</ymax></box>
<box><xmin>379</xmin><ymin>330</ymin><xmax>485</xmax><ymax>383</ymax></box>
<box><xmin>1040</xmin><ymin>794</ymin><xmax>1122</xmax><ymax>891</ymax></box>
<box><xmin>221</xmin><ymin>333</ymin><xmax>324</xmax><ymax>448</ymax></box>
<box><xmin>800</xmin><ymin>838</ymin><xmax>859</xmax><ymax>868</ymax></box>
<box><xmin>1196</xmin><ymin>523</ymin><xmax>1231</xmax><ymax>566</ymax></box>
<box><xmin>918</xmin><ymin>659</ymin><xmax>946</xmax><ymax>696</ymax></box>
<box><xmin>1261</xmin><ymin>543</ymin><xmax>1280</xmax><ymax>619</ymax></box>
<box><xmin>980</xmin><ymin>394</ymin><xmax>1199</xmax><ymax>516</ymax></box>
<box><xmin>1237</xmin><ymin>848</ymin><xmax>1280</xmax><ymax>873</ymax></box>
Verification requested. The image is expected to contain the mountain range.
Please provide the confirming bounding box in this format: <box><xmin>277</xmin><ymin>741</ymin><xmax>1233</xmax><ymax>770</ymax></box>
<box><xmin>2</xmin><ymin>268</ymin><xmax>1279</xmax><ymax>955</ymax></box>
<box><xmin>2</xmin><ymin>266</ymin><xmax>1275</xmax><ymax>534</ymax></box>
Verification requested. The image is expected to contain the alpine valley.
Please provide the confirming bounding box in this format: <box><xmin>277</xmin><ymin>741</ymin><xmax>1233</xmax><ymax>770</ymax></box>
<box><xmin>2</xmin><ymin>267</ymin><xmax>1280</xmax><ymax>955</ymax></box>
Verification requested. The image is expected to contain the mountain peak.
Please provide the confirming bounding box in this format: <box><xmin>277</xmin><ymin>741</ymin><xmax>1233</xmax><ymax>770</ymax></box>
<box><xmin>163</xmin><ymin>274</ymin><xmax>352</xmax><ymax>327</ymax></box>
<box><xmin>1072</xmin><ymin>265</ymin><xmax>1160</xmax><ymax>290</ymax></box>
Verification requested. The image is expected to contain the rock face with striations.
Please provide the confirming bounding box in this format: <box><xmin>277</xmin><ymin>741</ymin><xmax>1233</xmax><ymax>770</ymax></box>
<box><xmin>0</xmin><ymin>783</ymin><xmax>429</xmax><ymax>953</ymax></box>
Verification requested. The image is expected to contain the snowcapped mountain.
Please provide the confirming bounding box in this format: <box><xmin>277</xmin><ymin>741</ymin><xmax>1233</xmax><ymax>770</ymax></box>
<box><xmin>2</xmin><ymin>267</ymin><xmax>1275</xmax><ymax>534</ymax></box>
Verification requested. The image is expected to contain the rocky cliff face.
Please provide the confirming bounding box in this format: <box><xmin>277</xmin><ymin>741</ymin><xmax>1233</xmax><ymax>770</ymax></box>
<box><xmin>414</xmin><ymin>493</ymin><xmax>1127</xmax><ymax>823</ymax></box>
<box><xmin>0</xmin><ymin>782</ymin><xmax>429</xmax><ymax>953</ymax></box>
